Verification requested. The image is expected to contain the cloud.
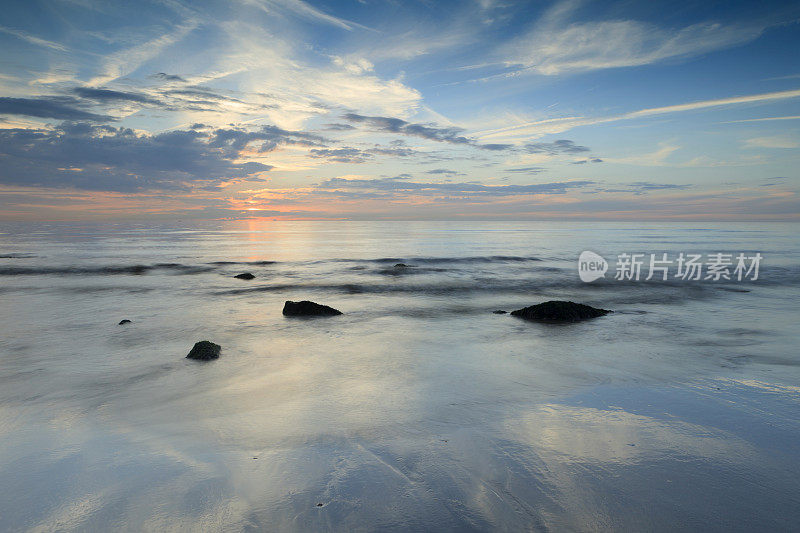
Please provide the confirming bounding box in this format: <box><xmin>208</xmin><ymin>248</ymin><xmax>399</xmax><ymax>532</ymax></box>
<box><xmin>150</xmin><ymin>72</ymin><xmax>187</xmax><ymax>82</ymax></box>
<box><xmin>479</xmin><ymin>143</ymin><xmax>514</xmax><ymax>151</ymax></box>
<box><xmin>240</xmin><ymin>0</ymin><xmax>372</xmax><ymax>32</ymax></box>
<box><xmin>602</xmin><ymin>144</ymin><xmax>679</xmax><ymax>166</ymax></box>
<box><xmin>156</xmin><ymin>85</ymin><xmax>275</xmax><ymax>114</ymax></box>
<box><xmin>478</xmin><ymin>88</ymin><xmax>800</xmax><ymax>142</ymax></box>
<box><xmin>344</xmin><ymin>113</ymin><xmax>516</xmax><ymax>152</ymax></box>
<box><xmin>344</xmin><ymin>113</ymin><xmax>473</xmax><ymax>144</ymax></box>
<box><xmin>627</xmin><ymin>182</ymin><xmax>692</xmax><ymax>194</ymax></box>
<box><xmin>316</xmin><ymin>176</ymin><xmax>595</xmax><ymax>197</ymax></box>
<box><xmin>308</xmin><ymin>145</ymin><xmax>418</xmax><ymax>163</ymax></box>
<box><xmin>368</xmin><ymin>146</ymin><xmax>416</xmax><ymax>157</ymax></box>
<box><xmin>0</xmin><ymin>26</ymin><xmax>68</xmax><ymax>51</ymax></box>
<box><xmin>208</xmin><ymin>124</ymin><xmax>329</xmax><ymax>156</ymax></box>
<box><xmin>88</xmin><ymin>21</ymin><xmax>199</xmax><ymax>86</ymax></box>
<box><xmin>309</xmin><ymin>148</ymin><xmax>371</xmax><ymax>163</ymax></box>
<box><xmin>0</xmin><ymin>123</ymin><xmax>273</xmax><ymax>192</ymax></box>
<box><xmin>743</xmin><ymin>136</ymin><xmax>799</xmax><ymax>149</ymax></box>
<box><xmin>322</xmin><ymin>123</ymin><xmax>356</xmax><ymax>131</ymax></box>
<box><xmin>589</xmin><ymin>182</ymin><xmax>692</xmax><ymax>195</ymax></box>
<box><xmin>625</xmin><ymin>89</ymin><xmax>800</xmax><ymax>119</ymax></box>
<box><xmin>73</xmin><ymin>87</ymin><xmax>163</xmax><ymax>106</ymax></box>
<box><xmin>524</xmin><ymin>139</ymin><xmax>589</xmax><ymax>154</ymax></box>
<box><xmin>427</xmin><ymin>168</ymin><xmax>463</xmax><ymax>175</ymax></box>
<box><xmin>331</xmin><ymin>56</ymin><xmax>374</xmax><ymax>75</ymax></box>
<box><xmin>505</xmin><ymin>166</ymin><xmax>546</xmax><ymax>173</ymax></box>
<box><xmin>502</xmin><ymin>0</ymin><xmax>764</xmax><ymax>75</ymax></box>
<box><xmin>0</xmin><ymin>97</ymin><xmax>112</xmax><ymax>121</ymax></box>
<box><xmin>721</xmin><ymin>115</ymin><xmax>800</xmax><ymax>124</ymax></box>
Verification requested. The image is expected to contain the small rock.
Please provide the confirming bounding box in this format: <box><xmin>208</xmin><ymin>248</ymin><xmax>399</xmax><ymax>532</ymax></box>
<box><xmin>394</xmin><ymin>263</ymin><xmax>409</xmax><ymax>268</ymax></box>
<box><xmin>186</xmin><ymin>340</ymin><xmax>221</xmax><ymax>361</ymax></box>
<box><xmin>234</xmin><ymin>272</ymin><xmax>255</xmax><ymax>280</ymax></box>
<box><xmin>492</xmin><ymin>310</ymin><xmax>507</xmax><ymax>314</ymax></box>
<box><xmin>118</xmin><ymin>319</ymin><xmax>132</xmax><ymax>325</ymax></box>
<box><xmin>510</xmin><ymin>300</ymin><xmax>611</xmax><ymax>322</ymax></box>
<box><xmin>283</xmin><ymin>300</ymin><xmax>342</xmax><ymax>317</ymax></box>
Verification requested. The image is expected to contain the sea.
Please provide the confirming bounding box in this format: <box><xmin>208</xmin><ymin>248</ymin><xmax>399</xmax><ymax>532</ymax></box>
<box><xmin>0</xmin><ymin>220</ymin><xmax>798</xmax><ymax>531</ymax></box>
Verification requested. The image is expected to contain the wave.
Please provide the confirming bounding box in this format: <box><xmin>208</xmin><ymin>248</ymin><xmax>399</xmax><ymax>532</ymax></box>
<box><xmin>0</xmin><ymin>263</ymin><xmax>215</xmax><ymax>276</ymax></box>
<box><xmin>323</xmin><ymin>255</ymin><xmax>543</xmax><ymax>265</ymax></box>
<box><xmin>215</xmin><ymin>278</ymin><xmax>734</xmax><ymax>298</ymax></box>
<box><xmin>208</xmin><ymin>260</ymin><xmax>277</xmax><ymax>265</ymax></box>
<box><xmin>375</xmin><ymin>266</ymin><xmax>449</xmax><ymax>276</ymax></box>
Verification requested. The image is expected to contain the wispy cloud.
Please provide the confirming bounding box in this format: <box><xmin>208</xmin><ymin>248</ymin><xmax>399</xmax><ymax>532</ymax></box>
<box><xmin>501</xmin><ymin>0</ymin><xmax>764</xmax><ymax>75</ymax></box>
<box><xmin>478</xmin><ymin>89</ymin><xmax>800</xmax><ymax>141</ymax></box>
<box><xmin>743</xmin><ymin>136</ymin><xmax>799</xmax><ymax>149</ymax></box>
<box><xmin>88</xmin><ymin>21</ymin><xmax>200</xmax><ymax>86</ymax></box>
<box><xmin>344</xmin><ymin>113</ymin><xmax>515</xmax><ymax>151</ymax></box>
<box><xmin>721</xmin><ymin>115</ymin><xmax>800</xmax><ymax>123</ymax></box>
<box><xmin>0</xmin><ymin>26</ymin><xmax>68</xmax><ymax>52</ymax></box>
<box><xmin>524</xmin><ymin>139</ymin><xmax>589</xmax><ymax>154</ymax></box>
<box><xmin>0</xmin><ymin>97</ymin><xmax>112</xmax><ymax>121</ymax></box>
<box><xmin>73</xmin><ymin>87</ymin><xmax>163</xmax><ymax>106</ymax></box>
<box><xmin>315</xmin><ymin>176</ymin><xmax>596</xmax><ymax>197</ymax></box>
<box><xmin>241</xmin><ymin>0</ymin><xmax>372</xmax><ymax>31</ymax></box>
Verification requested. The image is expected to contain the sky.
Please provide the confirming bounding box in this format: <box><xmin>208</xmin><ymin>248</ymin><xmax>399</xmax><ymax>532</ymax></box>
<box><xmin>0</xmin><ymin>0</ymin><xmax>798</xmax><ymax>221</ymax></box>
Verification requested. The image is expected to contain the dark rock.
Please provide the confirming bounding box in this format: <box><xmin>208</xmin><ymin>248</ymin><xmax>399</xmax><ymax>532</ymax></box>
<box><xmin>394</xmin><ymin>263</ymin><xmax>409</xmax><ymax>268</ymax></box>
<box><xmin>492</xmin><ymin>310</ymin><xmax>507</xmax><ymax>314</ymax></box>
<box><xmin>510</xmin><ymin>300</ymin><xmax>611</xmax><ymax>322</ymax></box>
<box><xmin>283</xmin><ymin>300</ymin><xmax>342</xmax><ymax>316</ymax></box>
<box><xmin>118</xmin><ymin>319</ymin><xmax>132</xmax><ymax>325</ymax></box>
<box><xmin>234</xmin><ymin>272</ymin><xmax>255</xmax><ymax>280</ymax></box>
<box><xmin>186</xmin><ymin>340</ymin><xmax>221</xmax><ymax>360</ymax></box>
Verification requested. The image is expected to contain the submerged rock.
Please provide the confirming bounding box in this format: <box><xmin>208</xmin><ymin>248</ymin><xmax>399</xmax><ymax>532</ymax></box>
<box><xmin>283</xmin><ymin>300</ymin><xmax>342</xmax><ymax>317</ymax></box>
<box><xmin>186</xmin><ymin>340</ymin><xmax>221</xmax><ymax>360</ymax></box>
<box><xmin>118</xmin><ymin>319</ymin><xmax>132</xmax><ymax>325</ymax></box>
<box><xmin>492</xmin><ymin>310</ymin><xmax>507</xmax><ymax>314</ymax></box>
<box><xmin>394</xmin><ymin>263</ymin><xmax>409</xmax><ymax>268</ymax></box>
<box><xmin>234</xmin><ymin>272</ymin><xmax>255</xmax><ymax>280</ymax></box>
<box><xmin>510</xmin><ymin>301</ymin><xmax>611</xmax><ymax>322</ymax></box>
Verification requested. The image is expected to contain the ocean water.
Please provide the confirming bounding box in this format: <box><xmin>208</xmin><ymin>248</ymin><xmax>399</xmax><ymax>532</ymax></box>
<box><xmin>0</xmin><ymin>220</ymin><xmax>798</xmax><ymax>532</ymax></box>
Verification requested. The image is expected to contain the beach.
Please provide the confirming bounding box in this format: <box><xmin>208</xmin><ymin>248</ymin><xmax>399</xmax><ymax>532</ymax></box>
<box><xmin>0</xmin><ymin>220</ymin><xmax>799</xmax><ymax>531</ymax></box>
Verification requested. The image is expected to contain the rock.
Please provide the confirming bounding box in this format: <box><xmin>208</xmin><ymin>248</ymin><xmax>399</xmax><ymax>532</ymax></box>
<box><xmin>234</xmin><ymin>272</ymin><xmax>255</xmax><ymax>280</ymax></box>
<box><xmin>510</xmin><ymin>300</ymin><xmax>611</xmax><ymax>322</ymax></box>
<box><xmin>492</xmin><ymin>310</ymin><xmax>507</xmax><ymax>314</ymax></box>
<box><xmin>186</xmin><ymin>340</ymin><xmax>221</xmax><ymax>360</ymax></box>
<box><xmin>394</xmin><ymin>263</ymin><xmax>409</xmax><ymax>268</ymax></box>
<box><xmin>118</xmin><ymin>319</ymin><xmax>132</xmax><ymax>325</ymax></box>
<box><xmin>283</xmin><ymin>300</ymin><xmax>342</xmax><ymax>316</ymax></box>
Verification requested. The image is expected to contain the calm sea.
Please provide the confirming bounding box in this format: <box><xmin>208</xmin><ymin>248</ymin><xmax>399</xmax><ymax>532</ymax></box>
<box><xmin>0</xmin><ymin>220</ymin><xmax>798</xmax><ymax>531</ymax></box>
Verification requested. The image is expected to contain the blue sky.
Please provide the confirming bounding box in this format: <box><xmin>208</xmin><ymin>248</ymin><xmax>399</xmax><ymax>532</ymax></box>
<box><xmin>0</xmin><ymin>0</ymin><xmax>798</xmax><ymax>220</ymax></box>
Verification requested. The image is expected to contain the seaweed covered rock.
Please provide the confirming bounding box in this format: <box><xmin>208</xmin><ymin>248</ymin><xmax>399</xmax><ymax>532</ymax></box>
<box><xmin>234</xmin><ymin>272</ymin><xmax>255</xmax><ymax>280</ymax></box>
<box><xmin>282</xmin><ymin>300</ymin><xmax>342</xmax><ymax>317</ymax></box>
<box><xmin>186</xmin><ymin>340</ymin><xmax>221</xmax><ymax>360</ymax></box>
<box><xmin>118</xmin><ymin>319</ymin><xmax>132</xmax><ymax>325</ymax></box>
<box><xmin>510</xmin><ymin>301</ymin><xmax>610</xmax><ymax>322</ymax></box>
